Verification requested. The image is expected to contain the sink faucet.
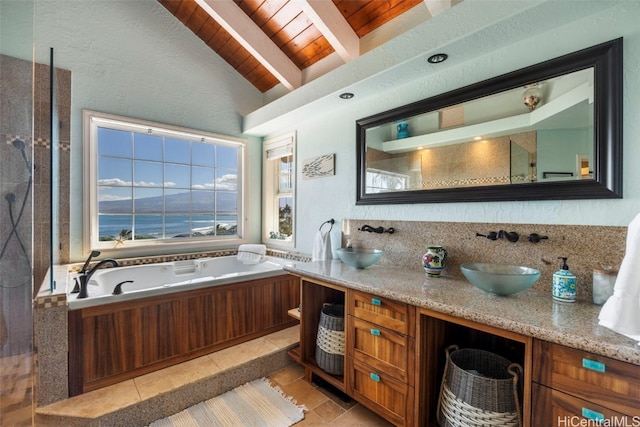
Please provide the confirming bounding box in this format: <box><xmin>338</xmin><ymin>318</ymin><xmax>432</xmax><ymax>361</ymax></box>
<box><xmin>358</xmin><ymin>225</ymin><xmax>395</xmax><ymax>234</ymax></box>
<box><xmin>75</xmin><ymin>251</ymin><xmax>119</xmax><ymax>299</ymax></box>
<box><xmin>498</xmin><ymin>230</ymin><xmax>519</xmax><ymax>243</ymax></box>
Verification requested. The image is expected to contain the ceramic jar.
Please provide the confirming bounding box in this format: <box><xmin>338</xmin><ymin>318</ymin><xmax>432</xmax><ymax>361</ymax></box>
<box><xmin>396</xmin><ymin>123</ymin><xmax>410</xmax><ymax>139</ymax></box>
<box><xmin>423</xmin><ymin>245</ymin><xmax>448</xmax><ymax>277</ymax></box>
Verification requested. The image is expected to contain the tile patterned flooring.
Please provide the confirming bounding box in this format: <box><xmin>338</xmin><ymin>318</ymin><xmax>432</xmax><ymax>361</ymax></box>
<box><xmin>1</xmin><ymin>326</ymin><xmax>392</xmax><ymax>426</ymax></box>
<box><xmin>0</xmin><ymin>353</ymin><xmax>33</xmax><ymax>426</ymax></box>
<box><xmin>268</xmin><ymin>364</ymin><xmax>393</xmax><ymax>426</ymax></box>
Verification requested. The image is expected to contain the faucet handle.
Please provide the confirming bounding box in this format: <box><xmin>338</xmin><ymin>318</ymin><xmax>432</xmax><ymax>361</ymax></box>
<box><xmin>528</xmin><ymin>233</ymin><xmax>549</xmax><ymax>243</ymax></box>
<box><xmin>476</xmin><ymin>232</ymin><xmax>498</xmax><ymax>240</ymax></box>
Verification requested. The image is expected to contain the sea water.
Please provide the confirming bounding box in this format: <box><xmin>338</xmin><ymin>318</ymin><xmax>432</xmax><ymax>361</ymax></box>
<box><xmin>99</xmin><ymin>214</ymin><xmax>237</xmax><ymax>239</ymax></box>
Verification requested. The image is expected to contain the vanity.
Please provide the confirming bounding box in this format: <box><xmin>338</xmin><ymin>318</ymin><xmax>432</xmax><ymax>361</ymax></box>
<box><xmin>283</xmin><ymin>260</ymin><xmax>640</xmax><ymax>427</ymax></box>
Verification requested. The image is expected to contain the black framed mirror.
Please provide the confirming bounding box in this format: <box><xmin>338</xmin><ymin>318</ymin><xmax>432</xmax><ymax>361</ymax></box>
<box><xmin>356</xmin><ymin>38</ymin><xmax>622</xmax><ymax>204</ymax></box>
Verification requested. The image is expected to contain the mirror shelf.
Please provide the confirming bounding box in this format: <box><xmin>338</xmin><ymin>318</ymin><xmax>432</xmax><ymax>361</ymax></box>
<box><xmin>356</xmin><ymin>38</ymin><xmax>622</xmax><ymax>204</ymax></box>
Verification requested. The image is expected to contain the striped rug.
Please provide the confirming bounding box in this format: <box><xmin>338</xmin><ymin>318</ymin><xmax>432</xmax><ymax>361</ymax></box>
<box><xmin>149</xmin><ymin>378</ymin><xmax>306</xmax><ymax>427</ymax></box>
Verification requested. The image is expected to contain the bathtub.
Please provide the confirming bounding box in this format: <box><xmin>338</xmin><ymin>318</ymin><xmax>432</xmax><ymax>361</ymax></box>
<box><xmin>67</xmin><ymin>256</ymin><xmax>292</xmax><ymax>309</ymax></box>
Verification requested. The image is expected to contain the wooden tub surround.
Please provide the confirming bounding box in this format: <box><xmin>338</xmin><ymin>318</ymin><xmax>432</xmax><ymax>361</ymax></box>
<box><xmin>68</xmin><ymin>274</ymin><xmax>299</xmax><ymax>396</ymax></box>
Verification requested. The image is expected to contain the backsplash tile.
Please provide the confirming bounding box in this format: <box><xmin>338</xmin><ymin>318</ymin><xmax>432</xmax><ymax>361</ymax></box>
<box><xmin>343</xmin><ymin>219</ymin><xmax>626</xmax><ymax>302</ymax></box>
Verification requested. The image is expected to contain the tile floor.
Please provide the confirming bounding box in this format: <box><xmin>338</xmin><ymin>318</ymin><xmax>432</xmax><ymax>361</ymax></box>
<box><xmin>268</xmin><ymin>364</ymin><xmax>394</xmax><ymax>426</ymax></box>
<box><xmin>1</xmin><ymin>326</ymin><xmax>393</xmax><ymax>426</ymax></box>
<box><xmin>0</xmin><ymin>352</ymin><xmax>33</xmax><ymax>426</ymax></box>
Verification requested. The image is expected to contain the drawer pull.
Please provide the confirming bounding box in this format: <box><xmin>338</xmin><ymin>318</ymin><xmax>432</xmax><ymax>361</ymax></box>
<box><xmin>582</xmin><ymin>407</ymin><xmax>605</xmax><ymax>421</ymax></box>
<box><xmin>582</xmin><ymin>358</ymin><xmax>606</xmax><ymax>373</ymax></box>
<box><xmin>370</xmin><ymin>329</ymin><xmax>381</xmax><ymax>336</ymax></box>
<box><xmin>369</xmin><ymin>373</ymin><xmax>380</xmax><ymax>382</ymax></box>
<box><xmin>371</xmin><ymin>298</ymin><xmax>382</xmax><ymax>306</ymax></box>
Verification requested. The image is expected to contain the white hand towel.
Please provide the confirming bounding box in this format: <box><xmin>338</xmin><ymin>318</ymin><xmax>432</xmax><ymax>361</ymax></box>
<box><xmin>598</xmin><ymin>212</ymin><xmax>640</xmax><ymax>343</ymax></box>
<box><xmin>312</xmin><ymin>230</ymin><xmax>332</xmax><ymax>261</ymax></box>
<box><xmin>237</xmin><ymin>244</ymin><xmax>266</xmax><ymax>264</ymax></box>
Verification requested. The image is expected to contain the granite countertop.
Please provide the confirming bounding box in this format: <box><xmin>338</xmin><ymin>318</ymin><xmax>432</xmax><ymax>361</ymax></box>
<box><xmin>284</xmin><ymin>260</ymin><xmax>640</xmax><ymax>366</ymax></box>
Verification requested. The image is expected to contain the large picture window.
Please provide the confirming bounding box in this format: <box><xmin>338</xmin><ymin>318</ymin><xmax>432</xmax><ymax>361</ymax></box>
<box><xmin>263</xmin><ymin>132</ymin><xmax>295</xmax><ymax>247</ymax></box>
<box><xmin>84</xmin><ymin>110</ymin><xmax>245</xmax><ymax>253</ymax></box>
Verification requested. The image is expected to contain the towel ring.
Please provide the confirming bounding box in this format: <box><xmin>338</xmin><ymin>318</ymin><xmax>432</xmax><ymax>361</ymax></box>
<box><xmin>319</xmin><ymin>219</ymin><xmax>335</xmax><ymax>232</ymax></box>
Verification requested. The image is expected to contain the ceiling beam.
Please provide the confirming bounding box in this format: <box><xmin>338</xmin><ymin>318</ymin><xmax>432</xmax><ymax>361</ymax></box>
<box><xmin>194</xmin><ymin>0</ymin><xmax>302</xmax><ymax>90</ymax></box>
<box><xmin>299</xmin><ymin>0</ymin><xmax>359</xmax><ymax>63</ymax></box>
<box><xmin>423</xmin><ymin>0</ymin><xmax>452</xmax><ymax>18</ymax></box>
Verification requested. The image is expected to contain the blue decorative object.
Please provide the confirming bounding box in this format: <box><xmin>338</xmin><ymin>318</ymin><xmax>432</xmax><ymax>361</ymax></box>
<box><xmin>396</xmin><ymin>122</ymin><xmax>410</xmax><ymax>139</ymax></box>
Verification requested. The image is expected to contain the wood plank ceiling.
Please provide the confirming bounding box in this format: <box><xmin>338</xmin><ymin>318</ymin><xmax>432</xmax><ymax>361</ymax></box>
<box><xmin>158</xmin><ymin>0</ymin><xmax>451</xmax><ymax>93</ymax></box>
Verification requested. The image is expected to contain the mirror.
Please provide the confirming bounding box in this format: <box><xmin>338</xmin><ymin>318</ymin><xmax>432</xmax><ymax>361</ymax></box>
<box><xmin>356</xmin><ymin>38</ymin><xmax>622</xmax><ymax>204</ymax></box>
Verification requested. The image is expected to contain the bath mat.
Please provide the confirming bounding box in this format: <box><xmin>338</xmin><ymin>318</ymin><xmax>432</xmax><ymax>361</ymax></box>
<box><xmin>149</xmin><ymin>378</ymin><xmax>306</xmax><ymax>427</ymax></box>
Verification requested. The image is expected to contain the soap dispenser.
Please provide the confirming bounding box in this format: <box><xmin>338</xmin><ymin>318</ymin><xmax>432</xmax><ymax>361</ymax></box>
<box><xmin>553</xmin><ymin>257</ymin><xmax>577</xmax><ymax>302</ymax></box>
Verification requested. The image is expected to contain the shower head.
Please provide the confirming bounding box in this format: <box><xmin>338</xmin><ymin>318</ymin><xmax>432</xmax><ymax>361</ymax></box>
<box><xmin>12</xmin><ymin>139</ymin><xmax>31</xmax><ymax>171</ymax></box>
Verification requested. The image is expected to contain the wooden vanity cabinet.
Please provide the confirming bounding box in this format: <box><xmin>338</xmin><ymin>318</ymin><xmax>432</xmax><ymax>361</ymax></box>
<box><xmin>290</xmin><ymin>278</ymin><xmax>348</xmax><ymax>392</ymax></box>
<box><xmin>532</xmin><ymin>339</ymin><xmax>640</xmax><ymax>425</ymax></box>
<box><xmin>346</xmin><ymin>290</ymin><xmax>416</xmax><ymax>426</ymax></box>
<box><xmin>416</xmin><ymin>309</ymin><xmax>532</xmax><ymax>427</ymax></box>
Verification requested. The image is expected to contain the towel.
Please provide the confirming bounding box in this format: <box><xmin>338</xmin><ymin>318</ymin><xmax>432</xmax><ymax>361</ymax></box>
<box><xmin>312</xmin><ymin>229</ymin><xmax>332</xmax><ymax>261</ymax></box>
<box><xmin>237</xmin><ymin>244</ymin><xmax>266</xmax><ymax>264</ymax></box>
<box><xmin>598</xmin><ymin>212</ymin><xmax>640</xmax><ymax>343</ymax></box>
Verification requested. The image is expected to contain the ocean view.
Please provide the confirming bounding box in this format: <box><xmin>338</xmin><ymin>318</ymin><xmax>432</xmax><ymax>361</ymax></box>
<box><xmin>99</xmin><ymin>214</ymin><xmax>237</xmax><ymax>239</ymax></box>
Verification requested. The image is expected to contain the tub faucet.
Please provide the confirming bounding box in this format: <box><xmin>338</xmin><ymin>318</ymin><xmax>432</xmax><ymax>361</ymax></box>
<box><xmin>76</xmin><ymin>258</ymin><xmax>119</xmax><ymax>299</ymax></box>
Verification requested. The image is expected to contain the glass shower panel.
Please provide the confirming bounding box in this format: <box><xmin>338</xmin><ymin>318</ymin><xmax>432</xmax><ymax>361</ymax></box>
<box><xmin>0</xmin><ymin>0</ymin><xmax>35</xmax><ymax>425</ymax></box>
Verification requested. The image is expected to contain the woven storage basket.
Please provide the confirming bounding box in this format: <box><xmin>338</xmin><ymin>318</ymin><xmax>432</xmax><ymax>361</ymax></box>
<box><xmin>315</xmin><ymin>304</ymin><xmax>345</xmax><ymax>375</ymax></box>
<box><xmin>437</xmin><ymin>345</ymin><xmax>522</xmax><ymax>427</ymax></box>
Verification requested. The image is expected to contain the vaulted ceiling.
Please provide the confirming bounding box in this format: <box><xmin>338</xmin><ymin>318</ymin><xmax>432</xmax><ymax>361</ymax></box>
<box><xmin>158</xmin><ymin>0</ymin><xmax>461</xmax><ymax>93</ymax></box>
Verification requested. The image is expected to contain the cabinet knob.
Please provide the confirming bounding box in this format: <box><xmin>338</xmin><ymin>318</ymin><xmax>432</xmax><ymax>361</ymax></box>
<box><xmin>582</xmin><ymin>407</ymin><xmax>605</xmax><ymax>422</ymax></box>
<box><xmin>371</xmin><ymin>298</ymin><xmax>381</xmax><ymax>306</ymax></box>
<box><xmin>369</xmin><ymin>373</ymin><xmax>380</xmax><ymax>382</ymax></box>
<box><xmin>370</xmin><ymin>329</ymin><xmax>381</xmax><ymax>336</ymax></box>
<box><xmin>582</xmin><ymin>358</ymin><xmax>606</xmax><ymax>373</ymax></box>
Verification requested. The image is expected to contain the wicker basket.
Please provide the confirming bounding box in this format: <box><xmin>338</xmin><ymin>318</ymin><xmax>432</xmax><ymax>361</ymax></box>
<box><xmin>437</xmin><ymin>345</ymin><xmax>523</xmax><ymax>427</ymax></box>
<box><xmin>315</xmin><ymin>304</ymin><xmax>345</xmax><ymax>375</ymax></box>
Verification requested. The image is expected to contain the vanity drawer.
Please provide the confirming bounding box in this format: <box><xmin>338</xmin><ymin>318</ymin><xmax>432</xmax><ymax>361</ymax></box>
<box><xmin>349</xmin><ymin>357</ymin><xmax>414</xmax><ymax>426</ymax></box>
<box><xmin>532</xmin><ymin>383</ymin><xmax>630</xmax><ymax>426</ymax></box>
<box><xmin>349</xmin><ymin>290</ymin><xmax>414</xmax><ymax>336</ymax></box>
<box><xmin>348</xmin><ymin>316</ymin><xmax>414</xmax><ymax>385</ymax></box>
<box><xmin>533</xmin><ymin>340</ymin><xmax>640</xmax><ymax>415</ymax></box>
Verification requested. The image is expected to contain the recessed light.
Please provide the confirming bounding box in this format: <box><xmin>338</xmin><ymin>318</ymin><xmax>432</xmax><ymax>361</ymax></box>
<box><xmin>339</xmin><ymin>92</ymin><xmax>354</xmax><ymax>99</ymax></box>
<box><xmin>474</xmin><ymin>136</ymin><xmax>482</xmax><ymax>140</ymax></box>
<box><xmin>427</xmin><ymin>53</ymin><xmax>448</xmax><ymax>64</ymax></box>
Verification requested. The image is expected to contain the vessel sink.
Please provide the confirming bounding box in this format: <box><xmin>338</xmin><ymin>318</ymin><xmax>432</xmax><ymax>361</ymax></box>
<box><xmin>336</xmin><ymin>248</ymin><xmax>383</xmax><ymax>269</ymax></box>
<box><xmin>460</xmin><ymin>263</ymin><xmax>541</xmax><ymax>295</ymax></box>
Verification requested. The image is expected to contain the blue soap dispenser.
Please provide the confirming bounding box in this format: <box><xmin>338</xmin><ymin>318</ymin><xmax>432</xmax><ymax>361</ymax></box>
<box><xmin>553</xmin><ymin>257</ymin><xmax>576</xmax><ymax>302</ymax></box>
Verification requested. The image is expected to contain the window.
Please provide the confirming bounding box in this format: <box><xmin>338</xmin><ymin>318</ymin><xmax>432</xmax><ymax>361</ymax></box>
<box><xmin>366</xmin><ymin>168</ymin><xmax>409</xmax><ymax>193</ymax></box>
<box><xmin>263</xmin><ymin>132</ymin><xmax>295</xmax><ymax>247</ymax></box>
<box><xmin>83</xmin><ymin>110</ymin><xmax>245</xmax><ymax>253</ymax></box>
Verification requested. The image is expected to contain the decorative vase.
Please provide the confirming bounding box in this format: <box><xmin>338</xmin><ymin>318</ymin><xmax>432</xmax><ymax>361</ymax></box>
<box><xmin>396</xmin><ymin>123</ymin><xmax>410</xmax><ymax>139</ymax></box>
<box><xmin>423</xmin><ymin>245</ymin><xmax>448</xmax><ymax>277</ymax></box>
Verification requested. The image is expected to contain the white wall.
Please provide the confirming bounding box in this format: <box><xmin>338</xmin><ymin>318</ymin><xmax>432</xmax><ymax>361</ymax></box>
<box><xmin>28</xmin><ymin>0</ymin><xmax>265</xmax><ymax>261</ymax></box>
<box><xmin>10</xmin><ymin>0</ymin><xmax>640</xmax><ymax>260</ymax></box>
<box><xmin>256</xmin><ymin>1</ymin><xmax>640</xmax><ymax>256</ymax></box>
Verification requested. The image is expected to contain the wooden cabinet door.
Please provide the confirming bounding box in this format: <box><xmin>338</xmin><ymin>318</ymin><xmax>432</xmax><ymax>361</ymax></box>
<box><xmin>533</xmin><ymin>339</ymin><xmax>640</xmax><ymax>415</ymax></box>
<box><xmin>532</xmin><ymin>383</ymin><xmax>632</xmax><ymax>426</ymax></box>
<box><xmin>348</xmin><ymin>316</ymin><xmax>414</xmax><ymax>385</ymax></box>
<box><xmin>349</xmin><ymin>357</ymin><xmax>414</xmax><ymax>426</ymax></box>
<box><xmin>350</xmin><ymin>290</ymin><xmax>414</xmax><ymax>336</ymax></box>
